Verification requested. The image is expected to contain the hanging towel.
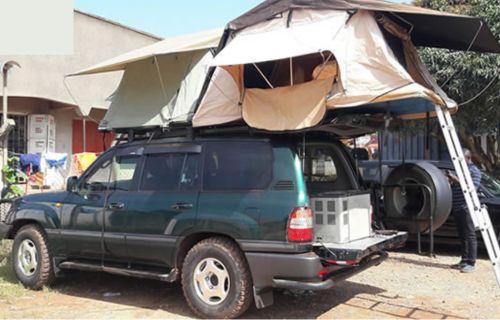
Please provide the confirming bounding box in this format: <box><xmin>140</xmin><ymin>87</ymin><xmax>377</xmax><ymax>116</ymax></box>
<box><xmin>18</xmin><ymin>154</ymin><xmax>41</xmax><ymax>173</ymax></box>
<box><xmin>73</xmin><ymin>152</ymin><xmax>97</xmax><ymax>175</ymax></box>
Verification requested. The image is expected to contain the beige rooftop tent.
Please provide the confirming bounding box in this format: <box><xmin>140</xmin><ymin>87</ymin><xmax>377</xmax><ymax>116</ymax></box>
<box><xmin>193</xmin><ymin>0</ymin><xmax>500</xmax><ymax>131</ymax></box>
<box><xmin>68</xmin><ymin>29</ymin><xmax>222</xmax><ymax>130</ymax></box>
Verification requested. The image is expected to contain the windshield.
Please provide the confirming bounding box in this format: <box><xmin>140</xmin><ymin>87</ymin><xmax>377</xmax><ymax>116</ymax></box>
<box><xmin>481</xmin><ymin>172</ymin><xmax>500</xmax><ymax>197</ymax></box>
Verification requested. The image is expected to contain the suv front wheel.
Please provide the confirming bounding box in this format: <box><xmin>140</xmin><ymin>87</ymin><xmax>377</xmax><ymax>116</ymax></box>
<box><xmin>181</xmin><ymin>237</ymin><xmax>253</xmax><ymax>318</ymax></box>
<box><xmin>12</xmin><ymin>224</ymin><xmax>55</xmax><ymax>289</ymax></box>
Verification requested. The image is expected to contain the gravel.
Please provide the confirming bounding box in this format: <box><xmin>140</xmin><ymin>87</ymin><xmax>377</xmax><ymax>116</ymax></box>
<box><xmin>0</xmin><ymin>245</ymin><xmax>499</xmax><ymax>319</ymax></box>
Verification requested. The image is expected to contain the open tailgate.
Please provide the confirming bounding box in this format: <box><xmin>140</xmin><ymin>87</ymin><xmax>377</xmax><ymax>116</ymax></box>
<box><xmin>313</xmin><ymin>231</ymin><xmax>407</xmax><ymax>263</ymax></box>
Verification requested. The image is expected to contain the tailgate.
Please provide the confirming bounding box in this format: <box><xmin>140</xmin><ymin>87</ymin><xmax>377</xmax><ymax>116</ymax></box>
<box><xmin>313</xmin><ymin>231</ymin><xmax>407</xmax><ymax>262</ymax></box>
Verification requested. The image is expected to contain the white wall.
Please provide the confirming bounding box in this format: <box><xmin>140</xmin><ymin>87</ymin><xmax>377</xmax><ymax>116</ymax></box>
<box><xmin>0</xmin><ymin>10</ymin><xmax>161</xmax><ymax>115</ymax></box>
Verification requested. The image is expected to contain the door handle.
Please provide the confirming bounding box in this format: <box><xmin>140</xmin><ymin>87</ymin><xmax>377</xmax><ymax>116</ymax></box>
<box><xmin>107</xmin><ymin>202</ymin><xmax>125</xmax><ymax>210</ymax></box>
<box><xmin>171</xmin><ymin>202</ymin><xmax>193</xmax><ymax>211</ymax></box>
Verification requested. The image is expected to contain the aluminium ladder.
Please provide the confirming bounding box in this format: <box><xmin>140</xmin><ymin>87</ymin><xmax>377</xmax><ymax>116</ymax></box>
<box><xmin>435</xmin><ymin>104</ymin><xmax>500</xmax><ymax>286</ymax></box>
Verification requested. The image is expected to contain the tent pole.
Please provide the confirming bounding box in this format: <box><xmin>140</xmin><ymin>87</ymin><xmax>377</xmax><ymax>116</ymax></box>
<box><xmin>252</xmin><ymin>63</ymin><xmax>274</xmax><ymax>89</ymax></box>
<box><xmin>290</xmin><ymin>57</ymin><xmax>293</xmax><ymax>86</ymax></box>
<box><xmin>154</xmin><ymin>55</ymin><xmax>170</xmax><ymax>107</ymax></box>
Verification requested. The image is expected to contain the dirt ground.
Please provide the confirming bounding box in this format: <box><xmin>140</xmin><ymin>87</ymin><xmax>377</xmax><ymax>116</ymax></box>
<box><xmin>1</xmin><ymin>243</ymin><xmax>499</xmax><ymax>319</ymax></box>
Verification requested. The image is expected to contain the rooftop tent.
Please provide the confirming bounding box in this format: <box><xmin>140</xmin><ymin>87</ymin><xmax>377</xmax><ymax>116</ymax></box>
<box><xmin>68</xmin><ymin>29</ymin><xmax>222</xmax><ymax>131</ymax></box>
<box><xmin>192</xmin><ymin>0</ymin><xmax>499</xmax><ymax>131</ymax></box>
<box><xmin>227</xmin><ymin>0</ymin><xmax>500</xmax><ymax>53</ymax></box>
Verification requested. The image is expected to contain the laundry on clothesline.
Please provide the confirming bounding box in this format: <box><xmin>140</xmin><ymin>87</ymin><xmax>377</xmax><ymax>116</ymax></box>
<box><xmin>18</xmin><ymin>153</ymin><xmax>41</xmax><ymax>174</ymax></box>
<box><xmin>41</xmin><ymin>152</ymin><xmax>68</xmax><ymax>189</ymax></box>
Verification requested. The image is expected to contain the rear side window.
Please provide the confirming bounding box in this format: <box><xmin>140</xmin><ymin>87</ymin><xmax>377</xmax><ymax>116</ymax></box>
<box><xmin>203</xmin><ymin>142</ymin><xmax>272</xmax><ymax>190</ymax></box>
<box><xmin>141</xmin><ymin>154</ymin><xmax>184</xmax><ymax>191</ymax></box>
<box><xmin>140</xmin><ymin>153</ymin><xmax>200</xmax><ymax>191</ymax></box>
<box><xmin>303</xmin><ymin>144</ymin><xmax>357</xmax><ymax>191</ymax></box>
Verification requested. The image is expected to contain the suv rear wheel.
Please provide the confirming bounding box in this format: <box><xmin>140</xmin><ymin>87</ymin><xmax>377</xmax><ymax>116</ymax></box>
<box><xmin>181</xmin><ymin>237</ymin><xmax>253</xmax><ymax>318</ymax></box>
<box><xmin>12</xmin><ymin>224</ymin><xmax>55</xmax><ymax>289</ymax></box>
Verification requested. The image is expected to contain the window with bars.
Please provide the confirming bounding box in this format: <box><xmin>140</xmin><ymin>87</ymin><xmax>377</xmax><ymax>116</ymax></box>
<box><xmin>0</xmin><ymin>114</ymin><xmax>27</xmax><ymax>154</ymax></box>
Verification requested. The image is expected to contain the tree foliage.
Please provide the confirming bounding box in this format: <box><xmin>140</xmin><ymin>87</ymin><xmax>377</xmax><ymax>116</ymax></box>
<box><xmin>415</xmin><ymin>0</ymin><xmax>500</xmax><ymax>170</ymax></box>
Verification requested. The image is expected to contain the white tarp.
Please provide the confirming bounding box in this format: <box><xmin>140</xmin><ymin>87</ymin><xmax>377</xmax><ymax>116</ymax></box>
<box><xmin>100</xmin><ymin>50</ymin><xmax>212</xmax><ymax>130</ymax></box>
<box><xmin>193</xmin><ymin>10</ymin><xmax>453</xmax><ymax>131</ymax></box>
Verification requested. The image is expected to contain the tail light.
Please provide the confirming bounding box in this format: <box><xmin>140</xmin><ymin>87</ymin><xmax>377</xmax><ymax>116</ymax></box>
<box><xmin>287</xmin><ymin>206</ymin><xmax>313</xmax><ymax>242</ymax></box>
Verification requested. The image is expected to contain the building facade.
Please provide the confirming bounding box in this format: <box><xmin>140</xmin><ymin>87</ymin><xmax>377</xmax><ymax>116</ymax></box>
<box><xmin>0</xmin><ymin>10</ymin><xmax>161</xmax><ymax>161</ymax></box>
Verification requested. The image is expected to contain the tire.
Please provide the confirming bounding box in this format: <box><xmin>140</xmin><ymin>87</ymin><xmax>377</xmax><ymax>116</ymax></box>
<box><xmin>12</xmin><ymin>224</ymin><xmax>55</xmax><ymax>290</ymax></box>
<box><xmin>384</xmin><ymin>162</ymin><xmax>452</xmax><ymax>234</ymax></box>
<box><xmin>182</xmin><ymin>237</ymin><xmax>253</xmax><ymax>318</ymax></box>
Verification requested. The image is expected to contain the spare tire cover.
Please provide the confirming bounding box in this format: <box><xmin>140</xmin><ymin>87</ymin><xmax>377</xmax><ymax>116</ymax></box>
<box><xmin>383</xmin><ymin>162</ymin><xmax>452</xmax><ymax>234</ymax></box>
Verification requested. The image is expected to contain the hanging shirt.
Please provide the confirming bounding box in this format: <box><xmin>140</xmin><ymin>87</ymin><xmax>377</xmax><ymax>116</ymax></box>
<box><xmin>18</xmin><ymin>154</ymin><xmax>41</xmax><ymax>174</ymax></box>
<box><xmin>40</xmin><ymin>152</ymin><xmax>68</xmax><ymax>189</ymax></box>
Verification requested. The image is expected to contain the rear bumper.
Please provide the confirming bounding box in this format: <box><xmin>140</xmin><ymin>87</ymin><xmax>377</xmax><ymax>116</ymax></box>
<box><xmin>245</xmin><ymin>232</ymin><xmax>406</xmax><ymax>309</ymax></box>
<box><xmin>246</xmin><ymin>250</ymin><xmax>389</xmax><ymax>292</ymax></box>
<box><xmin>272</xmin><ymin>251</ymin><xmax>388</xmax><ymax>291</ymax></box>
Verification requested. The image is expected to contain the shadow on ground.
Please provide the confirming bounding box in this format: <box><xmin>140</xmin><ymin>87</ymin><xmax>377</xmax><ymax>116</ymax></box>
<box><xmin>45</xmin><ymin>271</ymin><xmax>386</xmax><ymax>319</ymax></box>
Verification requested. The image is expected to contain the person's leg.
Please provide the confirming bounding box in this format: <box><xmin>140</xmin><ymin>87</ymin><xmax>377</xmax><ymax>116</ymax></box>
<box><xmin>454</xmin><ymin>207</ymin><xmax>468</xmax><ymax>263</ymax></box>
<box><xmin>463</xmin><ymin>208</ymin><xmax>477</xmax><ymax>266</ymax></box>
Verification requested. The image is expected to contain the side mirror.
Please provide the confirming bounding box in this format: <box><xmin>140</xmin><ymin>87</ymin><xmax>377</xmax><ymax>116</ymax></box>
<box><xmin>66</xmin><ymin>176</ymin><xmax>78</xmax><ymax>193</ymax></box>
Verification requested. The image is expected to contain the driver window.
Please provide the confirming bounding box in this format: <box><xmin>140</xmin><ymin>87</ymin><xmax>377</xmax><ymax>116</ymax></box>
<box><xmin>110</xmin><ymin>156</ymin><xmax>140</xmax><ymax>191</ymax></box>
<box><xmin>80</xmin><ymin>156</ymin><xmax>112</xmax><ymax>193</ymax></box>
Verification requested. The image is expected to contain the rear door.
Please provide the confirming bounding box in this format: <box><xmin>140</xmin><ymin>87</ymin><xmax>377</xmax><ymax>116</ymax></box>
<box><xmin>124</xmin><ymin>144</ymin><xmax>201</xmax><ymax>268</ymax></box>
<box><xmin>196</xmin><ymin>141</ymin><xmax>275</xmax><ymax>240</ymax></box>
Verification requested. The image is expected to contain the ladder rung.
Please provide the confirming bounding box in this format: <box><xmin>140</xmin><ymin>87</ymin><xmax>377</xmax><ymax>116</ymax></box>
<box><xmin>436</xmin><ymin>104</ymin><xmax>500</xmax><ymax>287</ymax></box>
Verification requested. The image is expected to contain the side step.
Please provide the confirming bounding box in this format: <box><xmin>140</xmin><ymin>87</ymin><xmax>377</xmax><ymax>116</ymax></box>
<box><xmin>59</xmin><ymin>261</ymin><xmax>178</xmax><ymax>282</ymax></box>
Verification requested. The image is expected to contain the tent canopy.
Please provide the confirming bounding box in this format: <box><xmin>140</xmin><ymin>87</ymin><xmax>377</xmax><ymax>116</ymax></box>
<box><xmin>227</xmin><ymin>0</ymin><xmax>500</xmax><ymax>54</ymax></box>
<box><xmin>193</xmin><ymin>9</ymin><xmax>456</xmax><ymax>131</ymax></box>
<box><xmin>67</xmin><ymin>29</ymin><xmax>222</xmax><ymax>131</ymax></box>
<box><xmin>68</xmin><ymin>28</ymin><xmax>222</xmax><ymax>76</ymax></box>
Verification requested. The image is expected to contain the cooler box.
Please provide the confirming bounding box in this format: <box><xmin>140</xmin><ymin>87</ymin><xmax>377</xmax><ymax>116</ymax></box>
<box><xmin>312</xmin><ymin>191</ymin><xmax>372</xmax><ymax>243</ymax></box>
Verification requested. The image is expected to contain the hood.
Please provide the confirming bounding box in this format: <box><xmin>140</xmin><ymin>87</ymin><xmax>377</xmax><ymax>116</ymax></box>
<box><xmin>22</xmin><ymin>191</ymin><xmax>68</xmax><ymax>204</ymax></box>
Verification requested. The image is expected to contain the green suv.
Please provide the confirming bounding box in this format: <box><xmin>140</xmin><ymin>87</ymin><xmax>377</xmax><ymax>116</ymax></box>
<box><xmin>0</xmin><ymin>134</ymin><xmax>406</xmax><ymax>318</ymax></box>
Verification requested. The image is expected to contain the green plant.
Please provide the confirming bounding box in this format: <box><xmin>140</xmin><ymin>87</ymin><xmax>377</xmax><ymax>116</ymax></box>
<box><xmin>2</xmin><ymin>156</ymin><xmax>27</xmax><ymax>199</ymax></box>
<box><xmin>415</xmin><ymin>0</ymin><xmax>500</xmax><ymax>171</ymax></box>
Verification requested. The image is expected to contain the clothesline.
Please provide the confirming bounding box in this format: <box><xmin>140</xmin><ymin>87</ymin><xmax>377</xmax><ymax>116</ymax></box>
<box><xmin>13</xmin><ymin>151</ymin><xmax>99</xmax><ymax>190</ymax></box>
